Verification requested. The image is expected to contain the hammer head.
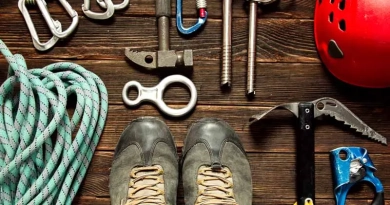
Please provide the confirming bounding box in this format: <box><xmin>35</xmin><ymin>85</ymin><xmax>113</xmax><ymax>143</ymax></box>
<box><xmin>125</xmin><ymin>48</ymin><xmax>193</xmax><ymax>70</ymax></box>
<box><xmin>249</xmin><ymin>97</ymin><xmax>387</xmax><ymax>145</ymax></box>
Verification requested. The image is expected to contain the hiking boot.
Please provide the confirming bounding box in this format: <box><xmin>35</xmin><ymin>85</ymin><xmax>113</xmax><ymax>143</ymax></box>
<box><xmin>181</xmin><ymin>118</ymin><xmax>252</xmax><ymax>205</ymax></box>
<box><xmin>109</xmin><ymin>117</ymin><xmax>179</xmax><ymax>205</ymax></box>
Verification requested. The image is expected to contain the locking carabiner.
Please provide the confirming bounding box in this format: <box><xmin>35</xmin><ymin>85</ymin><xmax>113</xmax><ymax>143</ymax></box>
<box><xmin>82</xmin><ymin>0</ymin><xmax>115</xmax><ymax>20</ymax></box>
<box><xmin>176</xmin><ymin>0</ymin><xmax>207</xmax><ymax>35</ymax></box>
<box><xmin>18</xmin><ymin>0</ymin><xmax>62</xmax><ymax>51</ymax></box>
<box><xmin>35</xmin><ymin>0</ymin><xmax>79</xmax><ymax>39</ymax></box>
<box><xmin>96</xmin><ymin>0</ymin><xmax>129</xmax><ymax>10</ymax></box>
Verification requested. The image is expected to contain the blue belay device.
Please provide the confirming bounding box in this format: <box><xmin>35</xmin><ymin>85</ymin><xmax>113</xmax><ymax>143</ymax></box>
<box><xmin>330</xmin><ymin>147</ymin><xmax>384</xmax><ymax>205</ymax></box>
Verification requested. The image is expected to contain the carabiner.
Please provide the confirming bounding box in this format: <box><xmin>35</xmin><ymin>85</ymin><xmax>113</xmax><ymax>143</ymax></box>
<box><xmin>35</xmin><ymin>0</ymin><xmax>79</xmax><ymax>39</ymax></box>
<box><xmin>18</xmin><ymin>0</ymin><xmax>62</xmax><ymax>51</ymax></box>
<box><xmin>97</xmin><ymin>0</ymin><xmax>129</xmax><ymax>10</ymax></box>
<box><xmin>176</xmin><ymin>0</ymin><xmax>207</xmax><ymax>35</ymax></box>
<box><xmin>82</xmin><ymin>0</ymin><xmax>115</xmax><ymax>20</ymax></box>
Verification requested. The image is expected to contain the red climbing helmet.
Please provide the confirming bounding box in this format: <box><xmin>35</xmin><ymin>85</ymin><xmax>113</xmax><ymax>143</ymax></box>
<box><xmin>314</xmin><ymin>0</ymin><xmax>390</xmax><ymax>88</ymax></box>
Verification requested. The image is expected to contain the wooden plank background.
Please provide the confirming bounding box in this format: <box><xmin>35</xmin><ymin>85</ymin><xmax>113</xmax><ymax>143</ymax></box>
<box><xmin>1</xmin><ymin>0</ymin><xmax>390</xmax><ymax>204</ymax></box>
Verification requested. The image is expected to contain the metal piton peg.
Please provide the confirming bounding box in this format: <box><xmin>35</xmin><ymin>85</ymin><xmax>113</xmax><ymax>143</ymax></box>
<box><xmin>221</xmin><ymin>0</ymin><xmax>232</xmax><ymax>89</ymax></box>
<box><xmin>245</xmin><ymin>0</ymin><xmax>278</xmax><ymax>98</ymax></box>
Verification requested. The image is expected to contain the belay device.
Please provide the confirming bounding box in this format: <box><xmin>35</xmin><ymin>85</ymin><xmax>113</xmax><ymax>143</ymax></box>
<box><xmin>330</xmin><ymin>147</ymin><xmax>384</xmax><ymax>205</ymax></box>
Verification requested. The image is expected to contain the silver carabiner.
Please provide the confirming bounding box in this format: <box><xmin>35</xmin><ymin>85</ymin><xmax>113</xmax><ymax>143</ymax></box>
<box><xmin>96</xmin><ymin>0</ymin><xmax>129</xmax><ymax>10</ymax></box>
<box><xmin>82</xmin><ymin>0</ymin><xmax>115</xmax><ymax>20</ymax></box>
<box><xmin>18</xmin><ymin>0</ymin><xmax>62</xmax><ymax>51</ymax></box>
<box><xmin>36</xmin><ymin>0</ymin><xmax>79</xmax><ymax>39</ymax></box>
<box><xmin>122</xmin><ymin>75</ymin><xmax>198</xmax><ymax>117</ymax></box>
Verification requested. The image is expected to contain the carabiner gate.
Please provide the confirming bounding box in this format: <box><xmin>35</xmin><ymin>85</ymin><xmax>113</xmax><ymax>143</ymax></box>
<box><xmin>36</xmin><ymin>0</ymin><xmax>79</xmax><ymax>39</ymax></box>
<box><xmin>18</xmin><ymin>0</ymin><xmax>63</xmax><ymax>51</ymax></box>
<box><xmin>96</xmin><ymin>0</ymin><xmax>130</xmax><ymax>10</ymax></box>
<box><xmin>82</xmin><ymin>0</ymin><xmax>115</xmax><ymax>20</ymax></box>
<box><xmin>176</xmin><ymin>0</ymin><xmax>208</xmax><ymax>35</ymax></box>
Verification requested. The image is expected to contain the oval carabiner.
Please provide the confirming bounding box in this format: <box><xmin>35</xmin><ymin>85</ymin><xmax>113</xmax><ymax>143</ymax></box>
<box><xmin>82</xmin><ymin>0</ymin><xmax>115</xmax><ymax>20</ymax></box>
<box><xmin>18</xmin><ymin>0</ymin><xmax>62</xmax><ymax>51</ymax></box>
<box><xmin>97</xmin><ymin>0</ymin><xmax>129</xmax><ymax>10</ymax></box>
<box><xmin>176</xmin><ymin>0</ymin><xmax>208</xmax><ymax>35</ymax></box>
<box><xmin>36</xmin><ymin>0</ymin><xmax>79</xmax><ymax>39</ymax></box>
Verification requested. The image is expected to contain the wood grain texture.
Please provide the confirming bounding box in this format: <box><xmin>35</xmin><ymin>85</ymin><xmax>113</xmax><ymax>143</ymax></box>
<box><xmin>73</xmin><ymin>197</ymin><xmax>390</xmax><ymax>205</ymax></box>
<box><xmin>2</xmin><ymin>60</ymin><xmax>390</xmax><ymax>108</ymax></box>
<box><xmin>77</xmin><ymin>151</ymin><xmax>389</xmax><ymax>199</ymax></box>
<box><xmin>0</xmin><ymin>0</ymin><xmax>389</xmax><ymax>204</ymax></box>
<box><xmin>0</xmin><ymin>15</ymin><xmax>317</xmax><ymax>62</ymax></box>
<box><xmin>0</xmin><ymin>0</ymin><xmax>314</xmax><ymax>19</ymax></box>
<box><xmin>94</xmin><ymin>105</ymin><xmax>390</xmax><ymax>153</ymax></box>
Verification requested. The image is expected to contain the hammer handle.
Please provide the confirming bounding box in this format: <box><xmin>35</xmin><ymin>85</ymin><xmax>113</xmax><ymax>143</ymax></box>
<box><xmin>297</xmin><ymin>102</ymin><xmax>315</xmax><ymax>205</ymax></box>
<box><xmin>156</xmin><ymin>0</ymin><xmax>171</xmax><ymax>17</ymax></box>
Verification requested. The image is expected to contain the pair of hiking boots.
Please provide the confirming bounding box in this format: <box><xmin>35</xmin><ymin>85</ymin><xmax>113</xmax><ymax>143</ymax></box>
<box><xmin>109</xmin><ymin>117</ymin><xmax>252</xmax><ymax>205</ymax></box>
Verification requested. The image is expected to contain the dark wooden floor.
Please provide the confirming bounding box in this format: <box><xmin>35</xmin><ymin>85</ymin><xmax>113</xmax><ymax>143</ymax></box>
<box><xmin>1</xmin><ymin>0</ymin><xmax>390</xmax><ymax>204</ymax></box>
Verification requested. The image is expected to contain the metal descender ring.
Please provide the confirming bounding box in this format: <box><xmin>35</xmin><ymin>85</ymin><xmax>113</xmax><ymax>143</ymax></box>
<box><xmin>122</xmin><ymin>75</ymin><xmax>197</xmax><ymax>117</ymax></box>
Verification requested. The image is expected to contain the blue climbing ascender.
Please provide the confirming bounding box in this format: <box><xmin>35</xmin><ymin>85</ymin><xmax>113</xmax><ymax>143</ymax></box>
<box><xmin>330</xmin><ymin>147</ymin><xmax>384</xmax><ymax>205</ymax></box>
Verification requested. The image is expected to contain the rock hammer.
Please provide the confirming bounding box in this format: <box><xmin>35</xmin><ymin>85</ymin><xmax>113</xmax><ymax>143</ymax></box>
<box><xmin>249</xmin><ymin>97</ymin><xmax>387</xmax><ymax>205</ymax></box>
<box><xmin>125</xmin><ymin>0</ymin><xmax>193</xmax><ymax>70</ymax></box>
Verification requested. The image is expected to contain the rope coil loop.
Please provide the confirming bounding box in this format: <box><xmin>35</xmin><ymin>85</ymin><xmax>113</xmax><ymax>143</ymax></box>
<box><xmin>0</xmin><ymin>40</ymin><xmax>108</xmax><ymax>205</ymax></box>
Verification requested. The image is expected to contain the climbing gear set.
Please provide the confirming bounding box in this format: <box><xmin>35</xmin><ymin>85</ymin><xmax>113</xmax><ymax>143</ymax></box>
<box><xmin>19</xmin><ymin>0</ymin><xmax>79</xmax><ymax>51</ymax></box>
<box><xmin>122</xmin><ymin>75</ymin><xmax>197</xmax><ymax>117</ymax></box>
<box><xmin>8</xmin><ymin>0</ymin><xmax>390</xmax><ymax>203</ymax></box>
<box><xmin>176</xmin><ymin>0</ymin><xmax>208</xmax><ymax>35</ymax></box>
<box><xmin>0</xmin><ymin>40</ymin><xmax>108</xmax><ymax>204</ymax></box>
<box><xmin>330</xmin><ymin>147</ymin><xmax>384</xmax><ymax>205</ymax></box>
<box><xmin>249</xmin><ymin>97</ymin><xmax>387</xmax><ymax>205</ymax></box>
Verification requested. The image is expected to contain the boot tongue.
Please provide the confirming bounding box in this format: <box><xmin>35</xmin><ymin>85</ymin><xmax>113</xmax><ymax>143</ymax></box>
<box><xmin>212</xmin><ymin>163</ymin><xmax>222</xmax><ymax>170</ymax></box>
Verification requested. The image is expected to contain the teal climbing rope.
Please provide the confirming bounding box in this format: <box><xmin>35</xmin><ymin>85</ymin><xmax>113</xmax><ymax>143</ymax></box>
<box><xmin>0</xmin><ymin>40</ymin><xmax>108</xmax><ymax>205</ymax></box>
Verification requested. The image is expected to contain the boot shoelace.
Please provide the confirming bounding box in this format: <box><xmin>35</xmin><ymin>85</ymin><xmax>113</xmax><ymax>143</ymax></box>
<box><xmin>196</xmin><ymin>166</ymin><xmax>238</xmax><ymax>205</ymax></box>
<box><xmin>122</xmin><ymin>165</ymin><xmax>166</xmax><ymax>205</ymax></box>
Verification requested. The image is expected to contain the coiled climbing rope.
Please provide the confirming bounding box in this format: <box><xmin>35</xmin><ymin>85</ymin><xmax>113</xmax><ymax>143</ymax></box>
<box><xmin>0</xmin><ymin>40</ymin><xmax>108</xmax><ymax>205</ymax></box>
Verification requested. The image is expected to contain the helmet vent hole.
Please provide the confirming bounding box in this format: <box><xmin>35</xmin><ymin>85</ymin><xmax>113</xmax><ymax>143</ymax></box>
<box><xmin>330</xmin><ymin>0</ymin><xmax>334</xmax><ymax>4</ymax></box>
<box><xmin>329</xmin><ymin>12</ymin><xmax>334</xmax><ymax>22</ymax></box>
<box><xmin>339</xmin><ymin>0</ymin><xmax>345</xmax><ymax>10</ymax></box>
<box><xmin>339</xmin><ymin>19</ymin><xmax>346</xmax><ymax>31</ymax></box>
<box><xmin>319</xmin><ymin>0</ymin><xmax>322</xmax><ymax>4</ymax></box>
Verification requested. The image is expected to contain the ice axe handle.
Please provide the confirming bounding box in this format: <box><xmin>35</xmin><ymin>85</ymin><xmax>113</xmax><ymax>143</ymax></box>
<box><xmin>296</xmin><ymin>102</ymin><xmax>315</xmax><ymax>205</ymax></box>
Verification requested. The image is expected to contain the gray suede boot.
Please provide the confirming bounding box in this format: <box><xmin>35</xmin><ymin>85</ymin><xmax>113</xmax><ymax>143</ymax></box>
<box><xmin>109</xmin><ymin>117</ymin><xmax>179</xmax><ymax>205</ymax></box>
<box><xmin>181</xmin><ymin>118</ymin><xmax>252</xmax><ymax>205</ymax></box>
